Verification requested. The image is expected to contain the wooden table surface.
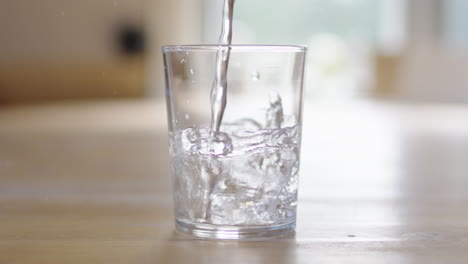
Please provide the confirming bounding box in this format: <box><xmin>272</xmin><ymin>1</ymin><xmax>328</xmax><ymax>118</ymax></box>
<box><xmin>1</xmin><ymin>99</ymin><xmax>468</xmax><ymax>263</ymax></box>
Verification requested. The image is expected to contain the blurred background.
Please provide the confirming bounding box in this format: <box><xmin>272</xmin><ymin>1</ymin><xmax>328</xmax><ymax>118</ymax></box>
<box><xmin>1</xmin><ymin>0</ymin><xmax>468</xmax><ymax>104</ymax></box>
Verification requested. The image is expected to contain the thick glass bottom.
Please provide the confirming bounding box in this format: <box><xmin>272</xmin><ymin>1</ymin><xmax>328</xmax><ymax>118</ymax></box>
<box><xmin>175</xmin><ymin>219</ymin><xmax>296</xmax><ymax>240</ymax></box>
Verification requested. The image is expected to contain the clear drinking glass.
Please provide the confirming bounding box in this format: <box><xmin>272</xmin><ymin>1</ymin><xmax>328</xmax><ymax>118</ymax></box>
<box><xmin>162</xmin><ymin>45</ymin><xmax>306</xmax><ymax>240</ymax></box>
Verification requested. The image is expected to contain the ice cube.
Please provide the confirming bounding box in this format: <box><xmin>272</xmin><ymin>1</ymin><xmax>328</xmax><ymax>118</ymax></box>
<box><xmin>265</xmin><ymin>92</ymin><xmax>284</xmax><ymax>129</ymax></box>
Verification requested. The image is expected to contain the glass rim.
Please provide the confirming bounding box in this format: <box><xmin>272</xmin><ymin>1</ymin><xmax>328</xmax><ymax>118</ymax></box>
<box><xmin>162</xmin><ymin>44</ymin><xmax>307</xmax><ymax>52</ymax></box>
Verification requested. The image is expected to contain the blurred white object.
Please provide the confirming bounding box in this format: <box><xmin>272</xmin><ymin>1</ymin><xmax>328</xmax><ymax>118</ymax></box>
<box><xmin>306</xmin><ymin>33</ymin><xmax>372</xmax><ymax>100</ymax></box>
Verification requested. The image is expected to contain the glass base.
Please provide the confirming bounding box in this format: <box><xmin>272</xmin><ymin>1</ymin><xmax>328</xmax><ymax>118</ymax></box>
<box><xmin>175</xmin><ymin>219</ymin><xmax>296</xmax><ymax>240</ymax></box>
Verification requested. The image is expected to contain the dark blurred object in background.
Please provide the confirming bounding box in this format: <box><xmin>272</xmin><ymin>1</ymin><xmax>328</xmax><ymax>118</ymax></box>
<box><xmin>0</xmin><ymin>0</ymin><xmax>147</xmax><ymax>105</ymax></box>
<box><xmin>117</xmin><ymin>24</ymin><xmax>145</xmax><ymax>56</ymax></box>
